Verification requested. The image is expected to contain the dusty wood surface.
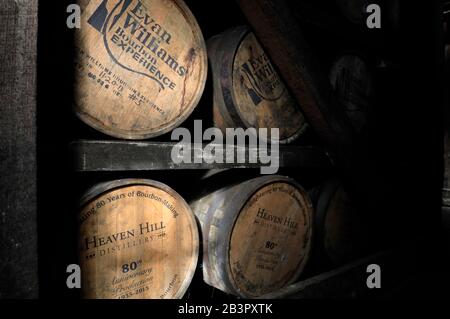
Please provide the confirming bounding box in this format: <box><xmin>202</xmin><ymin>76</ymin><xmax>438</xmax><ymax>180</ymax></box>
<box><xmin>0</xmin><ymin>0</ymin><xmax>39</xmax><ymax>299</ymax></box>
<box><xmin>74</xmin><ymin>0</ymin><xmax>207</xmax><ymax>139</ymax></box>
<box><xmin>79</xmin><ymin>179</ymin><xmax>199</xmax><ymax>299</ymax></box>
<box><xmin>70</xmin><ymin>140</ymin><xmax>333</xmax><ymax>171</ymax></box>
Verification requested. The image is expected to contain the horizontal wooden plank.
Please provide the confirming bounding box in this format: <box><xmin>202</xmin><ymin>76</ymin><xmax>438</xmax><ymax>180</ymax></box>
<box><xmin>70</xmin><ymin>140</ymin><xmax>332</xmax><ymax>171</ymax></box>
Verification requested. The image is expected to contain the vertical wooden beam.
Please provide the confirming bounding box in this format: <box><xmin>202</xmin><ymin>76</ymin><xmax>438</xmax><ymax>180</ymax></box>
<box><xmin>0</xmin><ymin>0</ymin><xmax>39</xmax><ymax>298</ymax></box>
<box><xmin>235</xmin><ymin>0</ymin><xmax>355</xmax><ymax>154</ymax></box>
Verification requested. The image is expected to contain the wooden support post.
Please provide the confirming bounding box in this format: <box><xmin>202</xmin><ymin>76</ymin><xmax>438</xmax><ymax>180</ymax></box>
<box><xmin>0</xmin><ymin>0</ymin><xmax>39</xmax><ymax>298</ymax></box>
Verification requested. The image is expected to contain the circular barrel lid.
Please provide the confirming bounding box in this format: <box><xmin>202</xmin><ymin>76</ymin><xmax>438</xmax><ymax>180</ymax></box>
<box><xmin>329</xmin><ymin>54</ymin><xmax>373</xmax><ymax>134</ymax></box>
<box><xmin>227</xmin><ymin>178</ymin><xmax>313</xmax><ymax>297</ymax></box>
<box><xmin>74</xmin><ymin>0</ymin><xmax>207</xmax><ymax>139</ymax></box>
<box><xmin>78</xmin><ymin>179</ymin><xmax>199</xmax><ymax>299</ymax></box>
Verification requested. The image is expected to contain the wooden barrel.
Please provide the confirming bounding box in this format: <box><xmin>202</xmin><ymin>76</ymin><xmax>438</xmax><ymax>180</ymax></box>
<box><xmin>313</xmin><ymin>179</ymin><xmax>368</xmax><ymax>266</ymax></box>
<box><xmin>190</xmin><ymin>175</ymin><xmax>313</xmax><ymax>298</ymax></box>
<box><xmin>208</xmin><ymin>26</ymin><xmax>308</xmax><ymax>144</ymax></box>
<box><xmin>74</xmin><ymin>0</ymin><xmax>207</xmax><ymax>139</ymax></box>
<box><xmin>78</xmin><ymin>179</ymin><xmax>199</xmax><ymax>299</ymax></box>
<box><xmin>329</xmin><ymin>54</ymin><xmax>373</xmax><ymax>134</ymax></box>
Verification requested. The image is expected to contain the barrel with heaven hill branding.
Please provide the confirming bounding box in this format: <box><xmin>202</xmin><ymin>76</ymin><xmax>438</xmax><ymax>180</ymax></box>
<box><xmin>78</xmin><ymin>179</ymin><xmax>199</xmax><ymax>299</ymax></box>
<box><xmin>74</xmin><ymin>0</ymin><xmax>207</xmax><ymax>139</ymax></box>
<box><xmin>312</xmin><ymin>179</ymin><xmax>369</xmax><ymax>267</ymax></box>
<box><xmin>190</xmin><ymin>175</ymin><xmax>313</xmax><ymax>298</ymax></box>
<box><xmin>329</xmin><ymin>54</ymin><xmax>373</xmax><ymax>134</ymax></box>
<box><xmin>208</xmin><ymin>26</ymin><xmax>308</xmax><ymax>144</ymax></box>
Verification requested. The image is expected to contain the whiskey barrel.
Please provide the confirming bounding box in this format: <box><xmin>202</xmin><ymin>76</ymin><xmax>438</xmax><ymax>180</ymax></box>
<box><xmin>78</xmin><ymin>179</ymin><xmax>199</xmax><ymax>299</ymax></box>
<box><xmin>329</xmin><ymin>54</ymin><xmax>373</xmax><ymax>134</ymax></box>
<box><xmin>313</xmin><ymin>179</ymin><xmax>368</xmax><ymax>266</ymax></box>
<box><xmin>190</xmin><ymin>175</ymin><xmax>313</xmax><ymax>298</ymax></box>
<box><xmin>74</xmin><ymin>0</ymin><xmax>207</xmax><ymax>139</ymax></box>
<box><xmin>208</xmin><ymin>26</ymin><xmax>308</xmax><ymax>144</ymax></box>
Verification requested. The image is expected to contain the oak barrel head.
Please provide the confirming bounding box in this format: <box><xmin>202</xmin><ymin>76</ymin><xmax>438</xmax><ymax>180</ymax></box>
<box><xmin>209</xmin><ymin>26</ymin><xmax>308</xmax><ymax>143</ymax></box>
<box><xmin>78</xmin><ymin>179</ymin><xmax>199</xmax><ymax>299</ymax></box>
<box><xmin>191</xmin><ymin>175</ymin><xmax>313</xmax><ymax>298</ymax></box>
<box><xmin>74</xmin><ymin>0</ymin><xmax>207</xmax><ymax>139</ymax></box>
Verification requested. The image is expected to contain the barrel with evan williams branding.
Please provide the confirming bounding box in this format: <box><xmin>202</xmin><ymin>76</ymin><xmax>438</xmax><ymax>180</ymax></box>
<box><xmin>208</xmin><ymin>26</ymin><xmax>308</xmax><ymax>144</ymax></box>
<box><xmin>74</xmin><ymin>0</ymin><xmax>207</xmax><ymax>139</ymax></box>
<box><xmin>190</xmin><ymin>175</ymin><xmax>313</xmax><ymax>298</ymax></box>
<box><xmin>78</xmin><ymin>179</ymin><xmax>199</xmax><ymax>299</ymax></box>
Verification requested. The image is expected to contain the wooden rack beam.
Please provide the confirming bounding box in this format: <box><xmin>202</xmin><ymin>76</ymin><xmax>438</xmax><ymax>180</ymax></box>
<box><xmin>70</xmin><ymin>140</ymin><xmax>333</xmax><ymax>172</ymax></box>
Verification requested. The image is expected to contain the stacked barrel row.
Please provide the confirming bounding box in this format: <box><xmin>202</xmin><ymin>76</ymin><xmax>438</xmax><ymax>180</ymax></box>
<box><xmin>78</xmin><ymin>175</ymin><xmax>369</xmax><ymax>298</ymax></box>
<box><xmin>73</xmin><ymin>0</ymin><xmax>373</xmax><ymax>141</ymax></box>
